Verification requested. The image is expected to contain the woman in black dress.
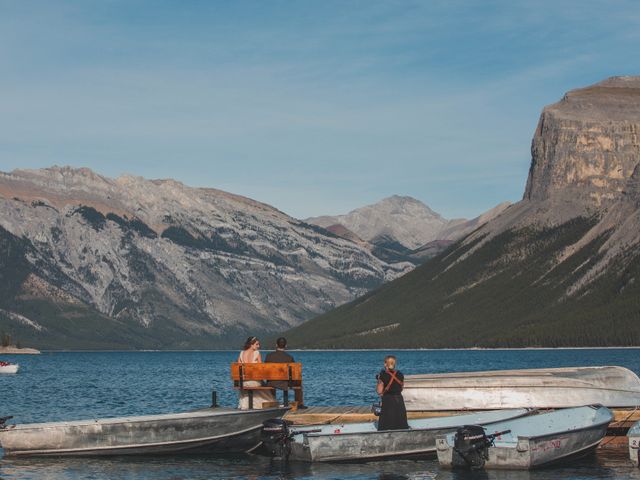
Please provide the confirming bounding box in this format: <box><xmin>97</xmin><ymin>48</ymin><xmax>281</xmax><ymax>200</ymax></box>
<box><xmin>376</xmin><ymin>355</ymin><xmax>409</xmax><ymax>430</ymax></box>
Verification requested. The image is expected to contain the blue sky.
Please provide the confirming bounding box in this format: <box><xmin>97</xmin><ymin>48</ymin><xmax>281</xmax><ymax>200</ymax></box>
<box><xmin>1</xmin><ymin>1</ymin><xmax>638</xmax><ymax>219</ymax></box>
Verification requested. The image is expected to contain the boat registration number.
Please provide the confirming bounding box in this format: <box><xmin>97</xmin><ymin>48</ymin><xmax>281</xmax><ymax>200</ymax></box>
<box><xmin>531</xmin><ymin>438</ymin><xmax>565</xmax><ymax>452</ymax></box>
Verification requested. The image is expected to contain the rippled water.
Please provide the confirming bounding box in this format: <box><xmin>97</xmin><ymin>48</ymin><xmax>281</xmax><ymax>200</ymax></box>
<box><xmin>2</xmin><ymin>349</ymin><xmax>640</xmax><ymax>479</ymax></box>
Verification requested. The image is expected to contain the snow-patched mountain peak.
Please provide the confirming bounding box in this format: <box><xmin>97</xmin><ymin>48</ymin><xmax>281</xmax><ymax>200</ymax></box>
<box><xmin>307</xmin><ymin>195</ymin><xmax>459</xmax><ymax>250</ymax></box>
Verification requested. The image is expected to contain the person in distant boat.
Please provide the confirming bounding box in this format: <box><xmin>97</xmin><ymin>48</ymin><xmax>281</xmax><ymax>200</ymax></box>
<box><xmin>376</xmin><ymin>355</ymin><xmax>409</xmax><ymax>430</ymax></box>
<box><xmin>265</xmin><ymin>337</ymin><xmax>306</xmax><ymax>408</ymax></box>
<box><xmin>237</xmin><ymin>336</ymin><xmax>275</xmax><ymax>409</ymax></box>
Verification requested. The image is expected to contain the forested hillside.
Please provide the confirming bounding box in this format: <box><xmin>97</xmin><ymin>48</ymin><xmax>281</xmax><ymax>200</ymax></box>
<box><xmin>286</xmin><ymin>77</ymin><xmax>640</xmax><ymax>348</ymax></box>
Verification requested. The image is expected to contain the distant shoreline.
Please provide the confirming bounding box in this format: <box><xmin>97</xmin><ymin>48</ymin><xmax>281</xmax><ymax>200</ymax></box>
<box><xmin>36</xmin><ymin>346</ymin><xmax>640</xmax><ymax>353</ymax></box>
<box><xmin>0</xmin><ymin>346</ymin><xmax>41</xmax><ymax>354</ymax></box>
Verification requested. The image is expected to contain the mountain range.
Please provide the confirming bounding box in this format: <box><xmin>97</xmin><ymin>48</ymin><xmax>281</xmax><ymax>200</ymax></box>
<box><xmin>306</xmin><ymin>196</ymin><xmax>510</xmax><ymax>264</ymax></box>
<box><xmin>285</xmin><ymin>76</ymin><xmax>640</xmax><ymax>348</ymax></box>
<box><xmin>0</xmin><ymin>162</ymin><xmax>511</xmax><ymax>350</ymax></box>
<box><xmin>4</xmin><ymin>76</ymin><xmax>634</xmax><ymax>350</ymax></box>
<box><xmin>0</xmin><ymin>167</ymin><xmax>419</xmax><ymax>349</ymax></box>
<box><xmin>308</xmin><ymin>196</ymin><xmax>462</xmax><ymax>250</ymax></box>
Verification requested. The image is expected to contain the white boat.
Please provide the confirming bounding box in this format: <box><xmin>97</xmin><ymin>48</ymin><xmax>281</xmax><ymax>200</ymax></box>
<box><xmin>402</xmin><ymin>366</ymin><xmax>640</xmax><ymax>411</ymax></box>
<box><xmin>629</xmin><ymin>420</ymin><xmax>640</xmax><ymax>467</ymax></box>
<box><xmin>0</xmin><ymin>362</ymin><xmax>19</xmax><ymax>374</ymax></box>
<box><xmin>436</xmin><ymin>405</ymin><xmax>613</xmax><ymax>470</ymax></box>
<box><xmin>261</xmin><ymin>408</ymin><xmax>530</xmax><ymax>462</ymax></box>
<box><xmin>0</xmin><ymin>406</ymin><xmax>288</xmax><ymax>457</ymax></box>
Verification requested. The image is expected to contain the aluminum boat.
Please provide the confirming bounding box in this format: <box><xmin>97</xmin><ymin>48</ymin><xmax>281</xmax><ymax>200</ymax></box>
<box><xmin>403</xmin><ymin>366</ymin><xmax>640</xmax><ymax>411</ymax></box>
<box><xmin>263</xmin><ymin>408</ymin><xmax>530</xmax><ymax>462</ymax></box>
<box><xmin>0</xmin><ymin>406</ymin><xmax>288</xmax><ymax>457</ymax></box>
<box><xmin>436</xmin><ymin>405</ymin><xmax>613</xmax><ymax>470</ymax></box>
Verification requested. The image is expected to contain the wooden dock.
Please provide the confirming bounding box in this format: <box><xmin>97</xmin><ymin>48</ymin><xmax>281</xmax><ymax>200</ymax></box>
<box><xmin>284</xmin><ymin>406</ymin><xmax>640</xmax><ymax>450</ymax></box>
<box><xmin>285</xmin><ymin>406</ymin><xmax>465</xmax><ymax>425</ymax></box>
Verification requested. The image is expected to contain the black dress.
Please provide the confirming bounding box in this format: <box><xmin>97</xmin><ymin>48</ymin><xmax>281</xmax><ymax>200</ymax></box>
<box><xmin>377</xmin><ymin>369</ymin><xmax>409</xmax><ymax>431</ymax></box>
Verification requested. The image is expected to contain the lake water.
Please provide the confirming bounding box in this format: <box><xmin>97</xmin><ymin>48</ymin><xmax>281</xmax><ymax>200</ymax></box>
<box><xmin>2</xmin><ymin>349</ymin><xmax>640</xmax><ymax>479</ymax></box>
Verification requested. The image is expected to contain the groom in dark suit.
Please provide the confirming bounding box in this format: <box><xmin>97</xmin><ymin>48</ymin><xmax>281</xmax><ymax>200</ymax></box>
<box><xmin>265</xmin><ymin>337</ymin><xmax>305</xmax><ymax>407</ymax></box>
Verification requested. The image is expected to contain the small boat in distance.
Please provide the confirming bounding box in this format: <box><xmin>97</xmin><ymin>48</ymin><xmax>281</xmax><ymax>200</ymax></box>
<box><xmin>629</xmin><ymin>420</ymin><xmax>640</xmax><ymax>467</ymax></box>
<box><xmin>0</xmin><ymin>406</ymin><xmax>288</xmax><ymax>457</ymax></box>
<box><xmin>436</xmin><ymin>405</ymin><xmax>613</xmax><ymax>470</ymax></box>
<box><xmin>402</xmin><ymin>366</ymin><xmax>640</xmax><ymax>410</ymax></box>
<box><xmin>261</xmin><ymin>408</ymin><xmax>530</xmax><ymax>462</ymax></box>
<box><xmin>0</xmin><ymin>361</ymin><xmax>19</xmax><ymax>374</ymax></box>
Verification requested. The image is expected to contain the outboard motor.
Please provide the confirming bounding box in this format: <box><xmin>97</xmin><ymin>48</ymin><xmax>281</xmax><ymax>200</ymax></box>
<box><xmin>452</xmin><ymin>425</ymin><xmax>491</xmax><ymax>470</ymax></box>
<box><xmin>0</xmin><ymin>416</ymin><xmax>13</xmax><ymax>430</ymax></box>
<box><xmin>261</xmin><ymin>418</ymin><xmax>291</xmax><ymax>459</ymax></box>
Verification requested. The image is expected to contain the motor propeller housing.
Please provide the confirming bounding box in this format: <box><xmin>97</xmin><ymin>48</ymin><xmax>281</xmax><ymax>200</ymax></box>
<box><xmin>261</xmin><ymin>418</ymin><xmax>292</xmax><ymax>459</ymax></box>
<box><xmin>452</xmin><ymin>425</ymin><xmax>491</xmax><ymax>469</ymax></box>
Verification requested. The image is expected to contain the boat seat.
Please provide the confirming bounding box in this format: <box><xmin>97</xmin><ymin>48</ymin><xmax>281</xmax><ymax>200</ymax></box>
<box><xmin>231</xmin><ymin>362</ymin><xmax>304</xmax><ymax>409</ymax></box>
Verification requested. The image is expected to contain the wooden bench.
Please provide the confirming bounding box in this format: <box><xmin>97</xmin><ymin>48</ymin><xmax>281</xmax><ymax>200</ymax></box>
<box><xmin>231</xmin><ymin>362</ymin><xmax>304</xmax><ymax>409</ymax></box>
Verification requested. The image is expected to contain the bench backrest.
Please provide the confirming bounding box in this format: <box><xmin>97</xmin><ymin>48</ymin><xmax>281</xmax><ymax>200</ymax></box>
<box><xmin>231</xmin><ymin>362</ymin><xmax>302</xmax><ymax>382</ymax></box>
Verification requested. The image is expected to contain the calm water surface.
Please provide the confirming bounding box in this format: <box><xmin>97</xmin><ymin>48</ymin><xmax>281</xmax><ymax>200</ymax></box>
<box><xmin>1</xmin><ymin>349</ymin><xmax>640</xmax><ymax>479</ymax></box>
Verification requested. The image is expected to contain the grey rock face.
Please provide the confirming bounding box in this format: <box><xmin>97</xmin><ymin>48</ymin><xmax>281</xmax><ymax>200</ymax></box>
<box><xmin>0</xmin><ymin>167</ymin><xmax>412</xmax><ymax>345</ymax></box>
<box><xmin>307</xmin><ymin>195</ymin><xmax>451</xmax><ymax>250</ymax></box>
<box><xmin>525</xmin><ymin>76</ymin><xmax>640</xmax><ymax>208</ymax></box>
<box><xmin>307</xmin><ymin>196</ymin><xmax>510</xmax><ymax>258</ymax></box>
<box><xmin>462</xmin><ymin>76</ymin><xmax>640</xmax><ymax>291</ymax></box>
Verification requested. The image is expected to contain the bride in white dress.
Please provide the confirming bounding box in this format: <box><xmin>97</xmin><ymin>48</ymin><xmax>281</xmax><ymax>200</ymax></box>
<box><xmin>238</xmin><ymin>336</ymin><xmax>276</xmax><ymax>409</ymax></box>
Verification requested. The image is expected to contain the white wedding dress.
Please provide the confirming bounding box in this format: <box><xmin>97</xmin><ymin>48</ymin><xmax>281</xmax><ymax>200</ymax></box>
<box><xmin>237</xmin><ymin>350</ymin><xmax>276</xmax><ymax>410</ymax></box>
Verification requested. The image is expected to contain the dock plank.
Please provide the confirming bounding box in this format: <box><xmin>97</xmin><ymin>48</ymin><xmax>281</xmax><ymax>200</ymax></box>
<box><xmin>612</xmin><ymin>408</ymin><xmax>640</xmax><ymax>422</ymax></box>
<box><xmin>286</xmin><ymin>407</ymin><xmax>474</xmax><ymax>425</ymax></box>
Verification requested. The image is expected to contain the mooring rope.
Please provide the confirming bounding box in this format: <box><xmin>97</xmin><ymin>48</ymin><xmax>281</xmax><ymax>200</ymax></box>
<box><xmin>598</xmin><ymin>406</ymin><xmax>638</xmax><ymax>449</ymax></box>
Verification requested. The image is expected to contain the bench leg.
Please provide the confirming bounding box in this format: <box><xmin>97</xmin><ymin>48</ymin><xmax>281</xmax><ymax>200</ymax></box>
<box><xmin>283</xmin><ymin>390</ymin><xmax>289</xmax><ymax>407</ymax></box>
<box><xmin>249</xmin><ymin>390</ymin><xmax>254</xmax><ymax>410</ymax></box>
<box><xmin>295</xmin><ymin>387</ymin><xmax>304</xmax><ymax>407</ymax></box>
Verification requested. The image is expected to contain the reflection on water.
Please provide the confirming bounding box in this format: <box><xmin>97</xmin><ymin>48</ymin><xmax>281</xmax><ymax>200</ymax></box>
<box><xmin>1</xmin><ymin>455</ymin><xmax>441</xmax><ymax>480</ymax></box>
<box><xmin>2</xmin><ymin>452</ymin><xmax>640</xmax><ymax>480</ymax></box>
<box><xmin>432</xmin><ymin>452</ymin><xmax>640</xmax><ymax>480</ymax></box>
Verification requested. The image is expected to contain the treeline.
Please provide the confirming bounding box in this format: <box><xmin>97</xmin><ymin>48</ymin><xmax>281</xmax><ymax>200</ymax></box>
<box><xmin>285</xmin><ymin>217</ymin><xmax>640</xmax><ymax>348</ymax></box>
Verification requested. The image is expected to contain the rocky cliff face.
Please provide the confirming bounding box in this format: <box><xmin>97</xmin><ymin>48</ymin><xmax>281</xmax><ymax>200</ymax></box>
<box><xmin>286</xmin><ymin>77</ymin><xmax>640</xmax><ymax>348</ymax></box>
<box><xmin>0</xmin><ymin>167</ymin><xmax>412</xmax><ymax>349</ymax></box>
<box><xmin>525</xmin><ymin>76</ymin><xmax>640</xmax><ymax>208</ymax></box>
<box><xmin>451</xmin><ymin>77</ymin><xmax>640</xmax><ymax>292</ymax></box>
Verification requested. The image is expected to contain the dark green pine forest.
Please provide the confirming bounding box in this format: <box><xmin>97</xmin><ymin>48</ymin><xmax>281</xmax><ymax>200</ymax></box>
<box><xmin>285</xmin><ymin>216</ymin><xmax>640</xmax><ymax>348</ymax></box>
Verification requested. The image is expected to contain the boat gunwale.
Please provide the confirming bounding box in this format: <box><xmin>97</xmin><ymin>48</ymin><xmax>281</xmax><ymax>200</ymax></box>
<box><xmin>403</xmin><ymin>384</ymin><xmax>640</xmax><ymax>394</ymax></box>
<box><xmin>512</xmin><ymin>418</ymin><xmax>613</xmax><ymax>443</ymax></box>
<box><xmin>1</xmin><ymin>406</ymin><xmax>289</xmax><ymax>432</ymax></box>
<box><xmin>403</xmin><ymin>366</ymin><xmax>640</xmax><ymax>396</ymax></box>
<box><xmin>2</xmin><ymin>423</ymin><xmax>263</xmax><ymax>456</ymax></box>
<box><xmin>299</xmin><ymin>408</ymin><xmax>532</xmax><ymax>440</ymax></box>
<box><xmin>405</xmin><ymin>366</ymin><xmax>638</xmax><ymax>378</ymax></box>
<box><xmin>440</xmin><ymin>407</ymin><xmax>613</xmax><ymax>445</ymax></box>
